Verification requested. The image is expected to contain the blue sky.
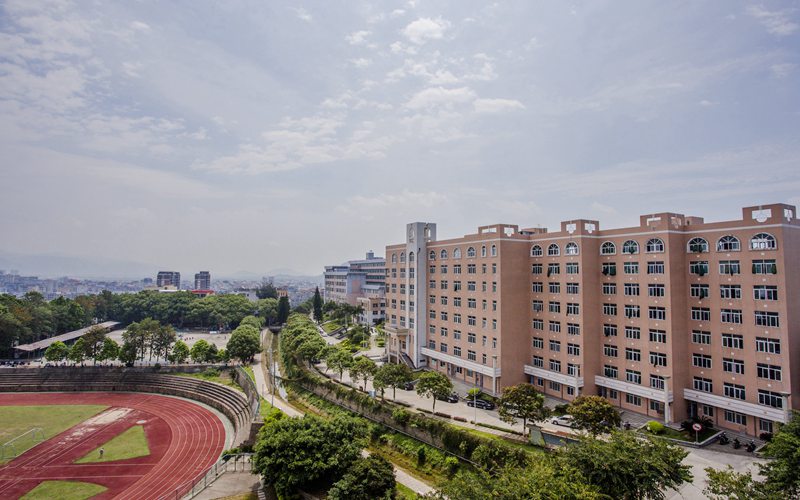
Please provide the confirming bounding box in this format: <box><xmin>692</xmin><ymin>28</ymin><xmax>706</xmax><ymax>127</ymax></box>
<box><xmin>1</xmin><ymin>1</ymin><xmax>798</xmax><ymax>276</ymax></box>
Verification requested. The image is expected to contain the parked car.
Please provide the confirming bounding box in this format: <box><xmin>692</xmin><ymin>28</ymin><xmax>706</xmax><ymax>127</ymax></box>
<box><xmin>437</xmin><ymin>392</ymin><xmax>459</xmax><ymax>403</ymax></box>
<box><xmin>467</xmin><ymin>399</ymin><xmax>495</xmax><ymax>410</ymax></box>
<box><xmin>402</xmin><ymin>380</ymin><xmax>418</xmax><ymax>391</ymax></box>
<box><xmin>551</xmin><ymin>415</ymin><xmax>576</xmax><ymax>427</ymax></box>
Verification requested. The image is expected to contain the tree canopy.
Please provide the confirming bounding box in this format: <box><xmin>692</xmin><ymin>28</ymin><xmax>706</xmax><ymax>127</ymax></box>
<box><xmin>567</xmin><ymin>395</ymin><xmax>621</xmax><ymax>435</ymax></box>
<box><xmin>327</xmin><ymin>454</ymin><xmax>395</xmax><ymax>500</ymax></box>
<box><xmin>415</xmin><ymin>370</ymin><xmax>453</xmax><ymax>413</ymax></box>
<box><xmin>497</xmin><ymin>384</ymin><xmax>550</xmax><ymax>434</ymax></box>
<box><xmin>373</xmin><ymin>362</ymin><xmax>412</xmax><ymax>400</ymax></box>
<box><xmin>227</xmin><ymin>324</ymin><xmax>261</xmax><ymax>363</ymax></box>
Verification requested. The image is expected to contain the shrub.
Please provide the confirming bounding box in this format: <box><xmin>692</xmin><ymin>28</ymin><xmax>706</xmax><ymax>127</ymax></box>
<box><xmin>646</xmin><ymin>421</ymin><xmax>665</xmax><ymax>435</ymax></box>
<box><xmin>434</xmin><ymin>412</ymin><xmax>452</xmax><ymax>419</ymax></box>
<box><xmin>553</xmin><ymin>403</ymin><xmax>570</xmax><ymax>416</ymax></box>
<box><xmin>203</xmin><ymin>367</ymin><xmax>220</xmax><ymax>378</ymax></box>
<box><xmin>444</xmin><ymin>456</ymin><xmax>460</xmax><ymax>477</ymax></box>
<box><xmin>392</xmin><ymin>408</ymin><xmax>411</xmax><ymax>426</ymax></box>
<box><xmin>759</xmin><ymin>432</ymin><xmax>773</xmax><ymax>442</ymax></box>
<box><xmin>417</xmin><ymin>446</ymin><xmax>427</xmax><ymax>466</ymax></box>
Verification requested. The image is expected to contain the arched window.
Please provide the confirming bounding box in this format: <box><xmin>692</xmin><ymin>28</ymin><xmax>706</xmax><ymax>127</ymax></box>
<box><xmin>600</xmin><ymin>241</ymin><xmax>616</xmax><ymax>255</ymax></box>
<box><xmin>645</xmin><ymin>238</ymin><xmax>664</xmax><ymax>253</ymax></box>
<box><xmin>717</xmin><ymin>235</ymin><xmax>740</xmax><ymax>252</ymax></box>
<box><xmin>531</xmin><ymin>245</ymin><xmax>543</xmax><ymax>257</ymax></box>
<box><xmin>565</xmin><ymin>242</ymin><xmax>579</xmax><ymax>255</ymax></box>
<box><xmin>453</xmin><ymin>248</ymin><xmax>462</xmax><ymax>259</ymax></box>
<box><xmin>750</xmin><ymin>233</ymin><xmax>776</xmax><ymax>250</ymax></box>
<box><xmin>547</xmin><ymin>244</ymin><xmax>560</xmax><ymax>256</ymax></box>
<box><xmin>399</xmin><ymin>252</ymin><xmax>406</xmax><ymax>263</ymax></box>
<box><xmin>429</xmin><ymin>250</ymin><xmax>436</xmax><ymax>261</ymax></box>
<box><xmin>409</xmin><ymin>251</ymin><xmax>415</xmax><ymax>263</ymax></box>
<box><xmin>467</xmin><ymin>247</ymin><xmax>476</xmax><ymax>258</ymax></box>
<box><xmin>481</xmin><ymin>245</ymin><xmax>487</xmax><ymax>257</ymax></box>
<box><xmin>391</xmin><ymin>253</ymin><xmax>397</xmax><ymax>263</ymax></box>
<box><xmin>687</xmin><ymin>237</ymin><xmax>709</xmax><ymax>253</ymax></box>
<box><xmin>440</xmin><ymin>249</ymin><xmax>448</xmax><ymax>260</ymax></box>
<box><xmin>622</xmin><ymin>240</ymin><xmax>639</xmax><ymax>254</ymax></box>
<box><xmin>490</xmin><ymin>245</ymin><xmax>497</xmax><ymax>257</ymax></box>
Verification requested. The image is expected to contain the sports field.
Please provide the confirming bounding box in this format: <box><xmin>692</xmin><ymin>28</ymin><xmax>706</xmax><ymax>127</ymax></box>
<box><xmin>0</xmin><ymin>393</ymin><xmax>226</xmax><ymax>499</ymax></box>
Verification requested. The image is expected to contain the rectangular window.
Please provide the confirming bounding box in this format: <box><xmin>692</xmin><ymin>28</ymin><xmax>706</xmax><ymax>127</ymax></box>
<box><xmin>623</xmin><ymin>262</ymin><xmax>639</xmax><ymax>274</ymax></box>
<box><xmin>549</xmin><ymin>282</ymin><xmax>561</xmax><ymax>294</ymax></box>
<box><xmin>439</xmin><ymin>343</ymin><xmax>448</xmax><ymax>353</ymax></box>
<box><xmin>755</xmin><ymin>337</ymin><xmax>780</xmax><ymax>354</ymax></box>
<box><xmin>723</xmin><ymin>358</ymin><xmax>745</xmax><ymax>374</ymax></box>
<box><xmin>536</xmin><ymin>300</ymin><xmax>548</xmax><ymax>313</ymax></box>
<box><xmin>429</xmin><ymin>280</ymin><xmax>436</xmax><ymax>289</ymax></box>
<box><xmin>453</xmin><ymin>281</ymin><xmax>462</xmax><ymax>291</ymax></box>
<box><xmin>566</xmin><ymin>262</ymin><xmax>579</xmax><ymax>274</ymax></box>
<box><xmin>624</xmin><ymin>305</ymin><xmax>640</xmax><ymax>318</ymax></box>
<box><xmin>549</xmin><ymin>340</ymin><xmax>561</xmax><ymax>352</ymax></box>
<box><xmin>692</xmin><ymin>354</ymin><xmax>712</xmax><ymax>368</ymax></box>
<box><xmin>692</xmin><ymin>330</ymin><xmax>711</xmax><ymax>344</ymax></box>
<box><xmin>649</xmin><ymin>329</ymin><xmax>667</xmax><ymax>343</ymax></box>
<box><xmin>603</xmin><ymin>283</ymin><xmax>617</xmax><ymax>295</ymax></box>
<box><xmin>758</xmin><ymin>390</ymin><xmax>784</xmax><ymax>408</ymax></box>
<box><xmin>604</xmin><ymin>365</ymin><xmax>618</xmax><ymax>378</ymax></box>
<box><xmin>440</xmin><ymin>311</ymin><xmax>448</xmax><ymax>321</ymax></box>
<box><xmin>753</xmin><ymin>285</ymin><xmax>778</xmax><ymax>301</ymax></box>
<box><xmin>724</xmin><ymin>383</ymin><xmax>746</xmax><ymax>400</ymax></box>
<box><xmin>532</xmin><ymin>355</ymin><xmax>544</xmax><ymax>368</ymax></box>
<box><xmin>453</xmin><ymin>346</ymin><xmax>461</xmax><ymax>357</ymax></box>
<box><xmin>453</xmin><ymin>297</ymin><xmax>462</xmax><ymax>307</ymax></box>
<box><xmin>719</xmin><ymin>260</ymin><xmax>741</xmax><ymax>275</ymax></box>
<box><xmin>755</xmin><ymin>311</ymin><xmax>780</xmax><ymax>328</ymax></box>
<box><xmin>624</xmin><ymin>283</ymin><xmax>640</xmax><ymax>296</ymax></box>
<box><xmin>602</xmin><ymin>262</ymin><xmax>616</xmax><ymax>276</ymax></box>
<box><xmin>567</xmin><ymin>323</ymin><xmax>581</xmax><ymax>335</ymax></box>
<box><xmin>549</xmin><ymin>321</ymin><xmax>561</xmax><ymax>333</ymax></box>
<box><xmin>757</xmin><ymin>363</ymin><xmax>782</xmax><ymax>381</ymax></box>
<box><xmin>724</xmin><ymin>410</ymin><xmax>747</xmax><ymax>425</ymax></box>
<box><xmin>720</xmin><ymin>285</ymin><xmax>742</xmax><ymax>299</ymax></box>
<box><xmin>453</xmin><ymin>264</ymin><xmax>461</xmax><ymax>274</ymax></box>
<box><xmin>567</xmin><ymin>343</ymin><xmax>580</xmax><ymax>355</ymax></box>
<box><xmin>721</xmin><ymin>309</ymin><xmax>743</xmax><ymax>324</ymax></box>
<box><xmin>648</xmin><ymin>284</ymin><xmax>665</xmax><ymax>297</ymax></box>
<box><xmin>603</xmin><ymin>324</ymin><xmax>618</xmax><ymax>337</ymax></box>
<box><xmin>532</xmin><ymin>264</ymin><xmax>543</xmax><ymax>275</ymax></box>
<box><xmin>532</xmin><ymin>337</ymin><xmax>544</xmax><ymax>349</ymax></box>
<box><xmin>625</xmin><ymin>326</ymin><xmax>641</xmax><ymax>340</ymax></box>
<box><xmin>567</xmin><ymin>303</ymin><xmax>580</xmax><ymax>315</ymax></box>
<box><xmin>440</xmin><ymin>265</ymin><xmax>448</xmax><ymax>274</ymax></box>
<box><xmin>567</xmin><ymin>363</ymin><xmax>580</xmax><ymax>376</ymax></box>
<box><xmin>649</xmin><ymin>352</ymin><xmax>667</xmax><ymax>366</ymax></box>
<box><xmin>566</xmin><ymin>283</ymin><xmax>579</xmax><ymax>294</ymax></box>
<box><xmin>467</xmin><ymin>281</ymin><xmax>477</xmax><ymax>291</ymax></box>
<box><xmin>468</xmin><ymin>316</ymin><xmax>476</xmax><ymax>326</ymax></box>
<box><xmin>467</xmin><ymin>332</ymin><xmax>476</xmax><ymax>343</ymax></box>
<box><xmin>467</xmin><ymin>264</ymin><xmax>476</xmax><ymax>274</ymax></box>
<box><xmin>549</xmin><ymin>380</ymin><xmax>561</xmax><ymax>391</ymax></box>
<box><xmin>548</xmin><ymin>263</ymin><xmax>560</xmax><ymax>276</ymax></box>
<box><xmin>625</xmin><ymin>393</ymin><xmax>642</xmax><ymax>406</ymax></box>
<box><xmin>689</xmin><ymin>261</ymin><xmax>709</xmax><ymax>276</ymax></box>
<box><xmin>647</xmin><ymin>261</ymin><xmax>665</xmax><ymax>274</ymax></box>
<box><xmin>693</xmin><ymin>377</ymin><xmax>712</xmax><ymax>392</ymax></box>
<box><xmin>648</xmin><ymin>307</ymin><xmax>666</xmax><ymax>320</ymax></box>
<box><xmin>690</xmin><ymin>284</ymin><xmax>710</xmax><ymax>298</ymax></box>
<box><xmin>625</xmin><ymin>348</ymin><xmax>641</xmax><ymax>362</ymax></box>
<box><xmin>532</xmin><ymin>319</ymin><xmax>544</xmax><ymax>330</ymax></box>
<box><xmin>626</xmin><ymin>369</ymin><xmax>642</xmax><ymax>384</ymax></box>
<box><xmin>752</xmin><ymin>259</ymin><xmax>777</xmax><ymax>275</ymax></box>
<box><xmin>467</xmin><ymin>350</ymin><xmax>476</xmax><ymax>361</ymax></box>
<box><xmin>650</xmin><ymin>375</ymin><xmax>665</xmax><ymax>390</ymax></box>
<box><xmin>691</xmin><ymin>307</ymin><xmax>711</xmax><ymax>321</ymax></box>
<box><xmin>603</xmin><ymin>344</ymin><xmax>618</xmax><ymax>357</ymax></box>
<box><xmin>532</xmin><ymin>282</ymin><xmax>543</xmax><ymax>293</ymax></box>
<box><xmin>440</xmin><ymin>327</ymin><xmax>448</xmax><ymax>337</ymax></box>
<box><xmin>549</xmin><ymin>359</ymin><xmax>561</xmax><ymax>372</ymax></box>
<box><xmin>467</xmin><ymin>298</ymin><xmax>477</xmax><ymax>308</ymax></box>
<box><xmin>440</xmin><ymin>280</ymin><xmax>448</xmax><ymax>290</ymax></box>
<box><xmin>721</xmin><ymin>333</ymin><xmax>744</xmax><ymax>350</ymax></box>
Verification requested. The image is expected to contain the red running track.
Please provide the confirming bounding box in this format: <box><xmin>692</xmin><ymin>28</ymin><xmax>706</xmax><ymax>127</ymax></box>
<box><xmin>0</xmin><ymin>392</ymin><xmax>226</xmax><ymax>499</ymax></box>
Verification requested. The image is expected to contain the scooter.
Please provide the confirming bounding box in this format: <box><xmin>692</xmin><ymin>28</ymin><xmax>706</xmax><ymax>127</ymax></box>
<box><xmin>746</xmin><ymin>440</ymin><xmax>756</xmax><ymax>453</ymax></box>
<box><xmin>718</xmin><ymin>432</ymin><xmax>729</xmax><ymax>445</ymax></box>
<box><xmin>732</xmin><ymin>438</ymin><xmax>741</xmax><ymax>449</ymax></box>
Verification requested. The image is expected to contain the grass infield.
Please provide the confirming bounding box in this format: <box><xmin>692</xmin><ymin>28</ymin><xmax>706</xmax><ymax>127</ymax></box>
<box><xmin>0</xmin><ymin>405</ymin><xmax>108</xmax><ymax>464</ymax></box>
<box><xmin>21</xmin><ymin>480</ymin><xmax>107</xmax><ymax>500</ymax></box>
<box><xmin>75</xmin><ymin>424</ymin><xmax>150</xmax><ymax>463</ymax></box>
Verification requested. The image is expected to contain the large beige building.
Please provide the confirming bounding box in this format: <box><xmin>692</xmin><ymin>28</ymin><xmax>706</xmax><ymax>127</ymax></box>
<box><xmin>384</xmin><ymin>203</ymin><xmax>799</xmax><ymax>436</ymax></box>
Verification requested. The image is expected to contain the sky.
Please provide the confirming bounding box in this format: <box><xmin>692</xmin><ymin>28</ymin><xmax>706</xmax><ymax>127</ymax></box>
<box><xmin>1</xmin><ymin>1</ymin><xmax>799</xmax><ymax>278</ymax></box>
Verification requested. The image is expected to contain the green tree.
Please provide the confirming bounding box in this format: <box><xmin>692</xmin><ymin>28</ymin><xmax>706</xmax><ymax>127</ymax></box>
<box><xmin>567</xmin><ymin>395</ymin><xmax>622</xmax><ymax>435</ymax></box>
<box><xmin>253</xmin><ymin>415</ymin><xmax>366</xmax><ymax>498</ymax></box>
<box><xmin>704</xmin><ymin>466</ymin><xmax>773</xmax><ymax>500</ymax></box>
<box><xmin>68</xmin><ymin>338</ymin><xmax>86</xmax><ymax>366</ymax></box>
<box><xmin>150</xmin><ymin>323</ymin><xmax>177</xmax><ymax>361</ymax></box>
<box><xmin>558</xmin><ymin>431</ymin><xmax>692</xmax><ymax>500</ymax></box>
<box><xmin>312</xmin><ymin>287</ymin><xmax>323</xmax><ymax>323</ymax></box>
<box><xmin>296</xmin><ymin>335</ymin><xmax>327</xmax><ymax>365</ymax></box>
<box><xmin>349</xmin><ymin>356</ymin><xmax>377</xmax><ymax>391</ymax></box>
<box><xmin>44</xmin><ymin>340</ymin><xmax>69</xmax><ymax>363</ymax></box>
<box><xmin>216</xmin><ymin>347</ymin><xmax>229</xmax><ymax>363</ymax></box>
<box><xmin>170</xmin><ymin>340</ymin><xmax>190</xmax><ymax>364</ymax></box>
<box><xmin>416</xmin><ymin>370</ymin><xmax>453</xmax><ymax>413</ymax></box>
<box><xmin>328</xmin><ymin>455</ymin><xmax>395</xmax><ymax>500</ymax></box>
<box><xmin>277</xmin><ymin>296</ymin><xmax>290</xmax><ymax>324</ymax></box>
<box><xmin>239</xmin><ymin>315</ymin><xmax>263</xmax><ymax>330</ymax></box>
<box><xmin>325</xmin><ymin>347</ymin><xmax>353</xmax><ymax>381</ymax></box>
<box><xmin>759</xmin><ymin>410</ymin><xmax>800</xmax><ymax>498</ymax></box>
<box><xmin>256</xmin><ymin>282</ymin><xmax>278</xmax><ymax>299</ymax></box>
<box><xmin>497</xmin><ymin>384</ymin><xmax>550</xmax><ymax>435</ymax></box>
<box><xmin>190</xmin><ymin>339</ymin><xmax>212</xmax><ymax>363</ymax></box>
<box><xmin>82</xmin><ymin>325</ymin><xmax>107</xmax><ymax>365</ymax></box>
<box><xmin>227</xmin><ymin>325</ymin><xmax>261</xmax><ymax>363</ymax></box>
<box><xmin>373</xmin><ymin>363</ymin><xmax>413</xmax><ymax>400</ymax></box>
<box><xmin>119</xmin><ymin>341</ymin><xmax>138</xmax><ymax>366</ymax></box>
<box><xmin>98</xmin><ymin>337</ymin><xmax>120</xmax><ymax>364</ymax></box>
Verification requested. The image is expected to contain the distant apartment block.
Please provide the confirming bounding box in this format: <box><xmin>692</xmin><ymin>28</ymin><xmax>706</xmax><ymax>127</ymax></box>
<box><xmin>384</xmin><ymin>203</ymin><xmax>799</xmax><ymax>437</ymax></box>
<box><xmin>194</xmin><ymin>271</ymin><xmax>211</xmax><ymax>290</ymax></box>
<box><xmin>156</xmin><ymin>271</ymin><xmax>181</xmax><ymax>289</ymax></box>
<box><xmin>324</xmin><ymin>251</ymin><xmax>386</xmax><ymax>325</ymax></box>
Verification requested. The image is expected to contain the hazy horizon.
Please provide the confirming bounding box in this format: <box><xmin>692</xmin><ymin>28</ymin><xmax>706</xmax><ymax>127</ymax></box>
<box><xmin>1</xmin><ymin>1</ymin><xmax>798</xmax><ymax>276</ymax></box>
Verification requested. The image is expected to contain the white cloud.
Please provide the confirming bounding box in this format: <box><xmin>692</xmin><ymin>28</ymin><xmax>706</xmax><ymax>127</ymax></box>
<box><xmin>346</xmin><ymin>30</ymin><xmax>371</xmax><ymax>45</ymax></box>
<box><xmin>293</xmin><ymin>7</ymin><xmax>313</xmax><ymax>23</ymax></box>
<box><xmin>405</xmin><ymin>86</ymin><xmax>475</xmax><ymax>110</ymax></box>
<box><xmin>130</xmin><ymin>21</ymin><xmax>150</xmax><ymax>31</ymax></box>
<box><xmin>350</xmin><ymin>58</ymin><xmax>372</xmax><ymax>68</ymax></box>
<box><xmin>474</xmin><ymin>98</ymin><xmax>525</xmax><ymax>113</ymax></box>
<box><xmin>524</xmin><ymin>37</ymin><xmax>543</xmax><ymax>51</ymax></box>
<box><xmin>747</xmin><ymin>5</ymin><xmax>798</xmax><ymax>36</ymax></box>
<box><xmin>771</xmin><ymin>63</ymin><xmax>795</xmax><ymax>78</ymax></box>
<box><xmin>402</xmin><ymin>17</ymin><xmax>450</xmax><ymax>44</ymax></box>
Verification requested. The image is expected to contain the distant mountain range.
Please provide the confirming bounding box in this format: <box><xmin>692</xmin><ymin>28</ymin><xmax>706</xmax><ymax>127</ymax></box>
<box><xmin>0</xmin><ymin>250</ymin><xmax>321</xmax><ymax>282</ymax></box>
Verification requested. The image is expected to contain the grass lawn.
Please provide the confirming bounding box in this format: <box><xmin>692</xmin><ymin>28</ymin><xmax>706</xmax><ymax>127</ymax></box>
<box><xmin>395</xmin><ymin>482</ymin><xmax>418</xmax><ymax>499</ymax></box>
<box><xmin>173</xmin><ymin>370</ymin><xmax>244</xmax><ymax>392</ymax></box>
<box><xmin>322</xmin><ymin>321</ymin><xmax>342</xmax><ymax>333</ymax></box>
<box><xmin>0</xmin><ymin>405</ymin><xmax>108</xmax><ymax>464</ymax></box>
<box><xmin>75</xmin><ymin>425</ymin><xmax>150</xmax><ymax>463</ymax></box>
<box><xmin>461</xmin><ymin>427</ymin><xmax>546</xmax><ymax>455</ymax></box>
<box><xmin>242</xmin><ymin>365</ymin><xmax>256</xmax><ymax>382</ymax></box>
<box><xmin>21</xmin><ymin>480</ymin><xmax>106</xmax><ymax>500</ymax></box>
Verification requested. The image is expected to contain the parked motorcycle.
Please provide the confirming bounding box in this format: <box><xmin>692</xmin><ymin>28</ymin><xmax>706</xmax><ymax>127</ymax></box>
<box><xmin>718</xmin><ymin>432</ymin><xmax>729</xmax><ymax>445</ymax></box>
<box><xmin>732</xmin><ymin>438</ymin><xmax>741</xmax><ymax>449</ymax></box>
<box><xmin>746</xmin><ymin>440</ymin><xmax>756</xmax><ymax>453</ymax></box>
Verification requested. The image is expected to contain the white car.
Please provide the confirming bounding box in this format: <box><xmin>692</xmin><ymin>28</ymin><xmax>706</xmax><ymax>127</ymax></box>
<box><xmin>551</xmin><ymin>415</ymin><xmax>576</xmax><ymax>427</ymax></box>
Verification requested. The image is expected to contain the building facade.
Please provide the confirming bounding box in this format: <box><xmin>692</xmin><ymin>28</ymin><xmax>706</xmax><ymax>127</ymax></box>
<box><xmin>384</xmin><ymin>204</ymin><xmax>799</xmax><ymax>436</ymax></box>
<box><xmin>324</xmin><ymin>251</ymin><xmax>386</xmax><ymax>325</ymax></box>
<box><xmin>156</xmin><ymin>271</ymin><xmax>181</xmax><ymax>289</ymax></box>
<box><xmin>194</xmin><ymin>271</ymin><xmax>211</xmax><ymax>290</ymax></box>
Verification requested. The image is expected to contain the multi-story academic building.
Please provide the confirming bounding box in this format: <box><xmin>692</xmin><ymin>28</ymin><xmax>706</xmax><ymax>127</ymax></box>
<box><xmin>324</xmin><ymin>251</ymin><xmax>386</xmax><ymax>325</ymax></box>
<box><xmin>156</xmin><ymin>271</ymin><xmax>181</xmax><ymax>289</ymax></box>
<box><xmin>384</xmin><ymin>203</ymin><xmax>798</xmax><ymax>436</ymax></box>
<box><xmin>194</xmin><ymin>271</ymin><xmax>211</xmax><ymax>290</ymax></box>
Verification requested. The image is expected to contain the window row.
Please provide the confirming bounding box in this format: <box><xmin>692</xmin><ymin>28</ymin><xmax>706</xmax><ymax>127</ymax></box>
<box><xmin>597</xmin><ymin>233</ymin><xmax>777</xmax><ymax>256</ymax></box>
<box><xmin>426</xmin><ymin>245</ymin><xmax>496</xmax><ymax>261</ymax></box>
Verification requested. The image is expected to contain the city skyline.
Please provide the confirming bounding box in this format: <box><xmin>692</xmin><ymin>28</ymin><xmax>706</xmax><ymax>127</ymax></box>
<box><xmin>1</xmin><ymin>1</ymin><xmax>799</xmax><ymax>276</ymax></box>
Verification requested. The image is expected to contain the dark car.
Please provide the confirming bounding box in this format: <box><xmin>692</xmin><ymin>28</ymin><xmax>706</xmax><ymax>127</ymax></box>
<box><xmin>402</xmin><ymin>380</ymin><xmax>418</xmax><ymax>391</ymax></box>
<box><xmin>467</xmin><ymin>399</ymin><xmax>495</xmax><ymax>410</ymax></box>
<box><xmin>437</xmin><ymin>392</ymin><xmax>459</xmax><ymax>403</ymax></box>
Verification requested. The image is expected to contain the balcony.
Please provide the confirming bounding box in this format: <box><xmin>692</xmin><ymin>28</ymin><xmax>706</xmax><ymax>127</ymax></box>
<box><xmin>524</xmin><ymin>365</ymin><xmax>584</xmax><ymax>388</ymax></box>
<box><xmin>683</xmin><ymin>389</ymin><xmax>789</xmax><ymax>423</ymax></box>
<box><xmin>384</xmin><ymin>324</ymin><xmax>410</xmax><ymax>337</ymax></box>
<box><xmin>595</xmin><ymin>376</ymin><xmax>673</xmax><ymax>402</ymax></box>
<box><xmin>421</xmin><ymin>347</ymin><xmax>500</xmax><ymax>377</ymax></box>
